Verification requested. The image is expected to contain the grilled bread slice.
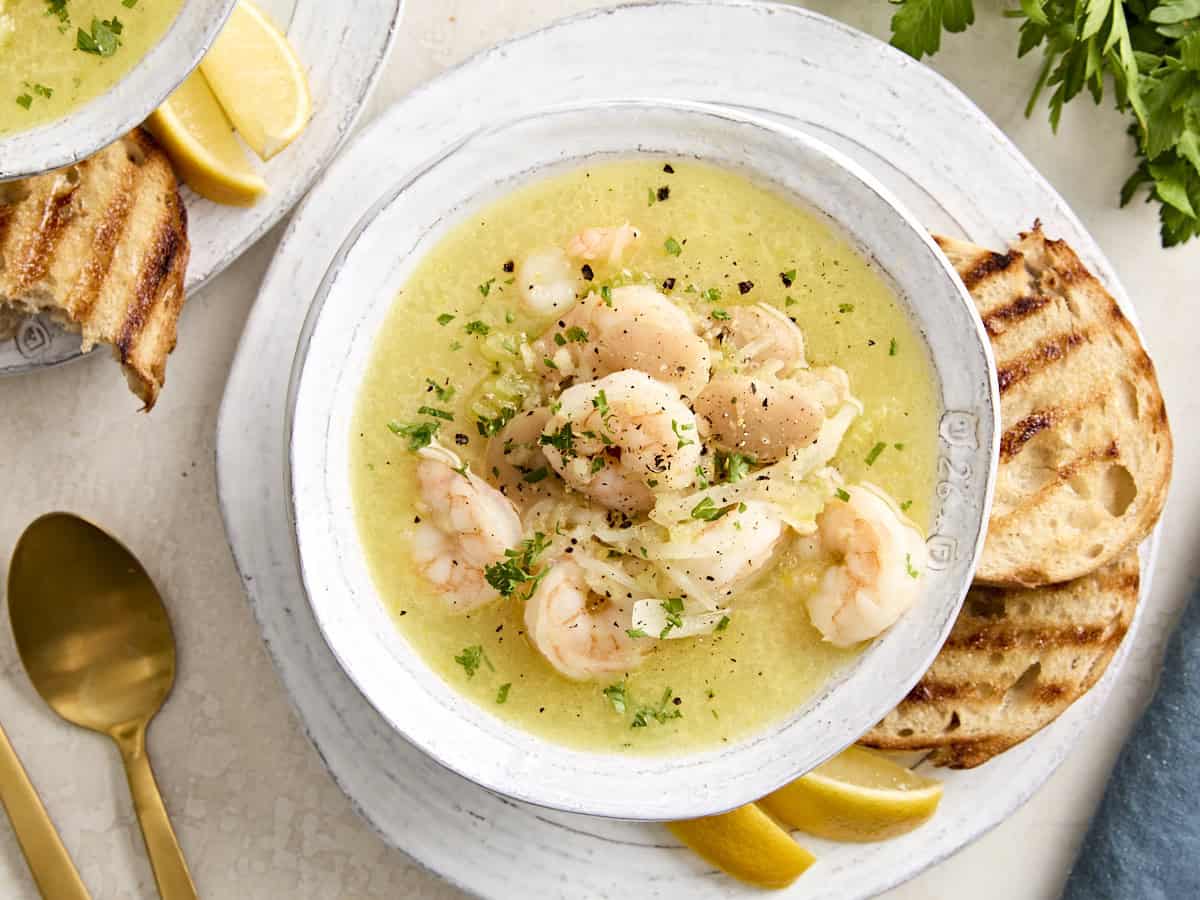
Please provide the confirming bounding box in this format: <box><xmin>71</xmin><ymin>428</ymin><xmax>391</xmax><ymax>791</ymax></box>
<box><xmin>0</xmin><ymin>129</ymin><xmax>189</xmax><ymax>409</ymax></box>
<box><xmin>860</xmin><ymin>550</ymin><xmax>1138</xmax><ymax>768</ymax></box>
<box><xmin>936</xmin><ymin>226</ymin><xmax>1170</xmax><ymax>587</ymax></box>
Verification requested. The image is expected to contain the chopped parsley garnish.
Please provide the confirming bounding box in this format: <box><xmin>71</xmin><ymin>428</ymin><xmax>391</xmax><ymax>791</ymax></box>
<box><xmin>475</xmin><ymin>406</ymin><xmax>517</xmax><ymax>437</ymax></box>
<box><xmin>387</xmin><ymin>419</ymin><xmax>439</xmax><ymax>450</ymax></box>
<box><xmin>122</xmin><ymin>0</ymin><xmax>139</xmax><ymax>7</ymax></box>
<box><xmin>889</xmin><ymin>337</ymin><xmax>898</xmax><ymax>356</ymax></box>
<box><xmin>565</xmin><ymin>325</ymin><xmax>589</xmax><ymax>343</ymax></box>
<box><xmin>626</xmin><ymin>628</ymin><xmax>649</xmax><ymax>639</ymax></box>
<box><xmin>436</xmin><ymin>313</ymin><xmax>456</xmax><ymax>326</ymax></box>
<box><xmin>454</xmin><ymin>645</ymin><xmax>492</xmax><ymax>678</ymax></box>
<box><xmin>647</xmin><ymin>187</ymin><xmax>656</xmax><ymax>206</ymax></box>
<box><xmin>785</xmin><ymin>295</ymin><xmax>798</xmax><ymax>307</ymax></box>
<box><xmin>539</xmin><ymin>422</ymin><xmax>576</xmax><ymax>457</ymax></box>
<box><xmin>46</xmin><ymin>1</ymin><xmax>70</xmax><ymax>24</ymax></box>
<box><xmin>894</xmin><ymin>442</ymin><xmax>906</xmax><ymax>451</ymax></box>
<box><xmin>77</xmin><ymin>17</ymin><xmax>123</xmax><ymax>57</ymax></box>
<box><xmin>716</xmin><ymin>451</ymin><xmax>753</xmax><ymax>484</ymax></box>
<box><xmin>835</xmin><ymin>487</ymin><xmax>851</xmax><ymax>502</ymax></box>
<box><xmin>523</xmin><ymin>467</ymin><xmax>549</xmax><ymax>483</ymax></box>
<box><xmin>672</xmin><ymin>419</ymin><xmax>694</xmax><ymax>449</ymax></box>
<box><xmin>659</xmin><ymin>597</ymin><xmax>685</xmax><ymax>638</ymax></box>
<box><xmin>464</xmin><ymin>320</ymin><xmax>490</xmax><ymax>336</ymax></box>
<box><xmin>543</xmin><ymin>356</ymin><xmax>558</xmax><ymax>370</ymax></box>
<box><xmin>449</xmin><ymin>340</ymin><xmax>462</xmax><ymax>351</ymax></box>
<box><xmin>484</xmin><ymin>532</ymin><xmax>550</xmax><ymax>599</ymax></box>
<box><xmin>900</xmin><ymin>499</ymin><xmax>914</xmax><ymax>512</ymax></box>
<box><xmin>711</xmin><ymin>308</ymin><xmax>731</xmax><ymax>321</ymax></box>
<box><xmin>838</xmin><ymin>303</ymin><xmax>855</xmax><ymax>313</ymax></box>
<box><xmin>425</xmin><ymin>378</ymin><xmax>455</xmax><ymax>402</ymax></box>
<box><xmin>694</xmin><ymin>465</ymin><xmax>710</xmax><ymax>489</ymax></box>
<box><xmin>600</xmin><ymin>284</ymin><xmax>613</xmax><ymax>306</ymax></box>
<box><xmin>26</xmin><ymin>83</ymin><xmax>53</xmax><ymax>99</ymax></box>
<box><xmin>592</xmin><ymin>389</ymin><xmax>610</xmax><ymax>418</ymax></box>
<box><xmin>603</xmin><ymin>681</ymin><xmax>628</xmax><ymax>714</ymax></box>
<box><xmin>691</xmin><ymin>496</ymin><xmax>737</xmax><ymax>522</ymax></box>
<box><xmin>632</xmin><ymin>687</ymin><xmax>683</xmax><ymax>728</ymax></box>
<box><xmin>553</xmin><ymin>332</ymin><xmax>567</xmax><ymax>346</ymax></box>
<box><xmin>15</xmin><ymin>94</ymin><xmax>32</xmax><ymax>110</ymax></box>
<box><xmin>715</xmin><ymin>615</ymin><xmax>731</xmax><ymax>632</ymax></box>
<box><xmin>905</xmin><ymin>553</ymin><xmax>921</xmax><ymax>579</ymax></box>
<box><xmin>496</xmin><ymin>683</ymin><xmax>511</xmax><ymax>704</ymax></box>
<box><xmin>702</xmin><ymin>287</ymin><xmax>721</xmax><ymax>303</ymax></box>
<box><xmin>780</xmin><ymin>269</ymin><xmax>796</xmax><ymax>287</ymax></box>
<box><xmin>417</xmin><ymin>405</ymin><xmax>454</xmax><ymax>421</ymax></box>
<box><xmin>664</xmin><ymin>236</ymin><xmax>683</xmax><ymax>256</ymax></box>
<box><xmin>865</xmin><ymin>441</ymin><xmax>887</xmax><ymax>466</ymax></box>
<box><xmin>478</xmin><ymin>278</ymin><xmax>495</xmax><ymax>296</ymax></box>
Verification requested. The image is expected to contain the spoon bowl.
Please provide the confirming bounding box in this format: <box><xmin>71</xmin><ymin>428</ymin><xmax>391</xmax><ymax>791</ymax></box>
<box><xmin>8</xmin><ymin>512</ymin><xmax>197</xmax><ymax>900</ymax></box>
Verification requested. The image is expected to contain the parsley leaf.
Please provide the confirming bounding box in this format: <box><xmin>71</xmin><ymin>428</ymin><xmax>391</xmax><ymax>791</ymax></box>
<box><xmin>659</xmin><ymin>597</ymin><xmax>685</xmax><ymax>638</ymax></box>
<box><xmin>691</xmin><ymin>496</ymin><xmax>738</xmax><ymax>521</ymax></box>
<box><xmin>436</xmin><ymin>313</ymin><xmax>455</xmax><ymax>326</ymax></box>
<box><xmin>889</xmin><ymin>0</ymin><xmax>976</xmax><ymax>61</ymax></box>
<box><xmin>664</xmin><ymin>236</ymin><xmax>683</xmax><ymax>256</ymax></box>
<box><xmin>671</xmin><ymin>419</ymin><xmax>695</xmax><ymax>449</ymax></box>
<box><xmin>464</xmin><ymin>320</ymin><xmax>490</xmax><ymax>336</ymax></box>
<box><xmin>484</xmin><ymin>532</ymin><xmax>550</xmax><ymax>599</ymax></box>
<box><xmin>496</xmin><ymin>683</ymin><xmax>511</xmax><ymax>704</ymax></box>
<box><xmin>77</xmin><ymin>17</ymin><xmax>123</xmax><ymax>56</ymax></box>
<box><xmin>454</xmin><ymin>645</ymin><xmax>493</xmax><ymax>678</ymax></box>
<box><xmin>906</xmin><ymin>553</ymin><xmax>922</xmax><ymax>579</ymax></box>
<box><xmin>387</xmin><ymin>419</ymin><xmax>439</xmax><ymax>451</ymax></box>
<box><xmin>603</xmin><ymin>681</ymin><xmax>628</xmax><ymax>714</ymax></box>
<box><xmin>865</xmin><ymin>441</ymin><xmax>888</xmax><ymax>466</ymax></box>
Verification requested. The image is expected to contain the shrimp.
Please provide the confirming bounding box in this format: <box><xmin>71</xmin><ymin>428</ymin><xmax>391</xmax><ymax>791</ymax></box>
<box><xmin>525</xmin><ymin>558</ymin><xmax>649</xmax><ymax>680</ymax></box>
<box><xmin>709</xmin><ymin>303</ymin><xmax>807</xmax><ymax>374</ymax></box>
<box><xmin>565</xmin><ymin>223</ymin><xmax>640</xmax><ymax>266</ymax></box>
<box><xmin>695</xmin><ymin>374</ymin><xmax>826</xmax><ymax>462</ymax></box>
<box><xmin>410</xmin><ymin>444</ymin><xmax>523</xmax><ymax>613</ymax></box>
<box><xmin>540</xmin><ymin>369</ymin><xmax>701</xmax><ymax>516</ymax></box>
<box><xmin>533</xmin><ymin>284</ymin><xmax>711</xmax><ymax>399</ymax></box>
<box><xmin>806</xmin><ymin>483</ymin><xmax>927</xmax><ymax>647</ymax></box>
<box><xmin>518</xmin><ymin>247</ymin><xmax>582</xmax><ymax>315</ymax></box>
<box><xmin>658</xmin><ymin>500</ymin><xmax>786</xmax><ymax>603</ymax></box>
<box><xmin>484</xmin><ymin>407</ymin><xmax>562</xmax><ymax>511</ymax></box>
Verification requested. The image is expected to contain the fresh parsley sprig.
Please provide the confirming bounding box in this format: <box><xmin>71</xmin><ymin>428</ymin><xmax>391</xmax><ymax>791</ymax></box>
<box><xmin>888</xmin><ymin>0</ymin><xmax>1200</xmax><ymax>246</ymax></box>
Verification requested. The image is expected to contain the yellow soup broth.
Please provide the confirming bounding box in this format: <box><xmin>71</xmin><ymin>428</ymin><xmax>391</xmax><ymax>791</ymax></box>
<box><xmin>1</xmin><ymin>0</ymin><xmax>185</xmax><ymax>135</ymax></box>
<box><xmin>351</xmin><ymin>160</ymin><xmax>940</xmax><ymax>754</ymax></box>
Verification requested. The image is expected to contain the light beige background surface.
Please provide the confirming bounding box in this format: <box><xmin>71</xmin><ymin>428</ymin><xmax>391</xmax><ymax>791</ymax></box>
<box><xmin>1</xmin><ymin>2</ymin><xmax>1197</xmax><ymax>898</ymax></box>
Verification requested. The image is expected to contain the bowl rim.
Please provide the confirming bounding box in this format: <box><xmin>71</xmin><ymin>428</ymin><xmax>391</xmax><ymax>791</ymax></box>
<box><xmin>0</xmin><ymin>0</ymin><xmax>237</xmax><ymax>182</ymax></box>
<box><xmin>286</xmin><ymin>97</ymin><xmax>1001</xmax><ymax>820</ymax></box>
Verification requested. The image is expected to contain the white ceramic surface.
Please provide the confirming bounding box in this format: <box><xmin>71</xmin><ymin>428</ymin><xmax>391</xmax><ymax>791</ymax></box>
<box><xmin>0</xmin><ymin>0</ymin><xmax>404</xmax><ymax>377</ymax></box>
<box><xmin>0</xmin><ymin>0</ymin><xmax>235</xmax><ymax>181</ymax></box>
<box><xmin>287</xmin><ymin>99</ymin><xmax>998</xmax><ymax>820</ymax></box>
<box><xmin>216</xmin><ymin>3</ymin><xmax>1159</xmax><ymax>898</ymax></box>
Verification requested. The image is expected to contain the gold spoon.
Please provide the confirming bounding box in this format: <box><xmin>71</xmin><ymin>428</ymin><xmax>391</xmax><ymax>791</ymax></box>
<box><xmin>0</xmin><ymin>722</ymin><xmax>91</xmax><ymax>899</ymax></box>
<box><xmin>8</xmin><ymin>513</ymin><xmax>198</xmax><ymax>900</ymax></box>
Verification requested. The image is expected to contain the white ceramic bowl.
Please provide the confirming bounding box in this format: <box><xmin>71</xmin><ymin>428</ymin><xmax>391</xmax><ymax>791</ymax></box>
<box><xmin>288</xmin><ymin>100</ymin><xmax>999</xmax><ymax>820</ymax></box>
<box><xmin>0</xmin><ymin>0</ymin><xmax>235</xmax><ymax>182</ymax></box>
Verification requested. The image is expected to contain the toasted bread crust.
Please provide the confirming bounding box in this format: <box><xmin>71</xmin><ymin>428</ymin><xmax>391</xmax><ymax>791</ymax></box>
<box><xmin>0</xmin><ymin>129</ymin><xmax>189</xmax><ymax>408</ymax></box>
<box><xmin>859</xmin><ymin>551</ymin><xmax>1138</xmax><ymax>767</ymax></box>
<box><xmin>935</xmin><ymin>226</ymin><xmax>1171</xmax><ymax>587</ymax></box>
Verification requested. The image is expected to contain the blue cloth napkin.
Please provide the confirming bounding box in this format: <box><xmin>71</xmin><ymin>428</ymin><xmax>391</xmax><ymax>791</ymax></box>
<box><xmin>1060</xmin><ymin>585</ymin><xmax>1200</xmax><ymax>899</ymax></box>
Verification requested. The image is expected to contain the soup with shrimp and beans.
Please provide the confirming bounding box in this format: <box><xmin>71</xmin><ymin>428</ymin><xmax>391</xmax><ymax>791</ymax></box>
<box><xmin>351</xmin><ymin>160</ymin><xmax>939</xmax><ymax>754</ymax></box>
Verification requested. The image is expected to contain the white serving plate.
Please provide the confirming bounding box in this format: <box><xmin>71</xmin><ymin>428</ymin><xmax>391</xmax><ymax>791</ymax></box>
<box><xmin>288</xmin><ymin>98</ymin><xmax>998</xmax><ymax>820</ymax></box>
<box><xmin>217</xmin><ymin>3</ymin><xmax>1159</xmax><ymax>897</ymax></box>
<box><xmin>0</xmin><ymin>0</ymin><xmax>404</xmax><ymax>377</ymax></box>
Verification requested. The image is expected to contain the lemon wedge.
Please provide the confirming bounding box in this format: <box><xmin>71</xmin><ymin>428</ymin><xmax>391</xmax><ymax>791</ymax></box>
<box><xmin>668</xmin><ymin>804</ymin><xmax>816</xmax><ymax>889</ymax></box>
<box><xmin>758</xmin><ymin>746</ymin><xmax>943</xmax><ymax>843</ymax></box>
<box><xmin>144</xmin><ymin>70</ymin><xmax>267</xmax><ymax>206</ymax></box>
<box><xmin>199</xmin><ymin>0</ymin><xmax>312</xmax><ymax>161</ymax></box>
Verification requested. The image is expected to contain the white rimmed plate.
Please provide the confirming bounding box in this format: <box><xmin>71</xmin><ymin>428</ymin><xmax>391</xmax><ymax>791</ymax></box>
<box><xmin>0</xmin><ymin>0</ymin><xmax>404</xmax><ymax>377</ymax></box>
<box><xmin>288</xmin><ymin>98</ymin><xmax>998</xmax><ymax>820</ymax></box>
<box><xmin>217</xmin><ymin>3</ymin><xmax>1159</xmax><ymax>897</ymax></box>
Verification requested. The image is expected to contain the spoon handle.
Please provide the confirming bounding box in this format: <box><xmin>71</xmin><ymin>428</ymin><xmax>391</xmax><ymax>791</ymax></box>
<box><xmin>0</xmin><ymin>723</ymin><xmax>92</xmax><ymax>900</ymax></box>
<box><xmin>114</xmin><ymin>726</ymin><xmax>198</xmax><ymax>900</ymax></box>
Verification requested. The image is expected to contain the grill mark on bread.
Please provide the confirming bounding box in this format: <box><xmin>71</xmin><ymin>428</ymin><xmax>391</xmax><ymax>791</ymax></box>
<box><xmin>981</xmin><ymin>293</ymin><xmax>1049</xmax><ymax>337</ymax></box>
<box><xmin>66</xmin><ymin>162</ymin><xmax>136</xmax><ymax>321</ymax></box>
<box><xmin>117</xmin><ymin>212</ymin><xmax>182</xmax><ymax>361</ymax></box>
<box><xmin>944</xmin><ymin>624</ymin><xmax>1108</xmax><ymax>651</ymax></box>
<box><xmin>960</xmin><ymin>250</ymin><xmax>1019</xmax><ymax>291</ymax></box>
<box><xmin>15</xmin><ymin>182</ymin><xmax>77</xmax><ymax>290</ymax></box>
<box><xmin>997</xmin><ymin>330</ymin><xmax>1085</xmax><ymax>393</ymax></box>
<box><xmin>999</xmin><ymin>410</ymin><xmax>1056</xmax><ymax>459</ymax></box>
